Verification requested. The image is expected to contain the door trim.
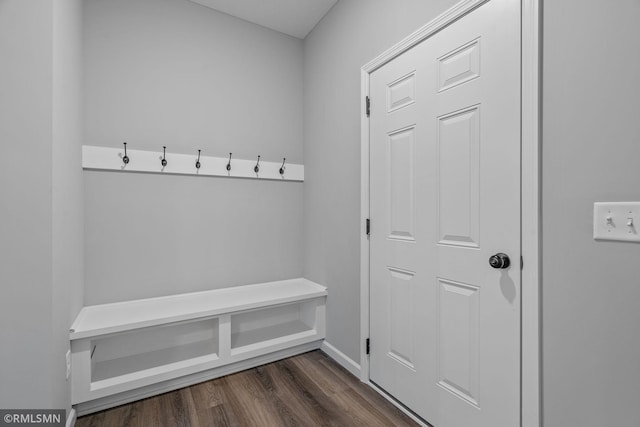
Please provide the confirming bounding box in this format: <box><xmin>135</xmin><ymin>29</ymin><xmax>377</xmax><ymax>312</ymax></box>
<box><xmin>359</xmin><ymin>1</ymin><xmax>541</xmax><ymax>426</ymax></box>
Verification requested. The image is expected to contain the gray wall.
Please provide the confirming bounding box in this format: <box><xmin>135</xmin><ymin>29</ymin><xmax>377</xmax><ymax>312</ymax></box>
<box><xmin>0</xmin><ymin>0</ymin><xmax>84</xmax><ymax>413</ymax></box>
<box><xmin>303</xmin><ymin>0</ymin><xmax>459</xmax><ymax>362</ymax></box>
<box><xmin>83</xmin><ymin>0</ymin><xmax>304</xmax><ymax>304</ymax></box>
<box><xmin>84</xmin><ymin>172</ymin><xmax>303</xmax><ymax>304</ymax></box>
<box><xmin>0</xmin><ymin>0</ymin><xmax>54</xmax><ymax>408</ymax></box>
<box><xmin>542</xmin><ymin>1</ymin><xmax>640</xmax><ymax>426</ymax></box>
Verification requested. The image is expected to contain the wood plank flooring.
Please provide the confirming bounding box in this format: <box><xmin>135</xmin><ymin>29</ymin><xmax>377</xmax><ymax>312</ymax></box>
<box><xmin>76</xmin><ymin>350</ymin><xmax>419</xmax><ymax>427</ymax></box>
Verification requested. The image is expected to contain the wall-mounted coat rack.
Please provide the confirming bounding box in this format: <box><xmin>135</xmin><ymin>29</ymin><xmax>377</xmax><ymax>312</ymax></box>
<box><xmin>82</xmin><ymin>145</ymin><xmax>304</xmax><ymax>182</ymax></box>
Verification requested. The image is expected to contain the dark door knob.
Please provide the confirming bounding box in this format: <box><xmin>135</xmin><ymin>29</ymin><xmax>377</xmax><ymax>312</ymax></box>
<box><xmin>489</xmin><ymin>253</ymin><xmax>510</xmax><ymax>269</ymax></box>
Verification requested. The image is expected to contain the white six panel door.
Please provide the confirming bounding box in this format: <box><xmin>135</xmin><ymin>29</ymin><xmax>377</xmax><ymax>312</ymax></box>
<box><xmin>369</xmin><ymin>1</ymin><xmax>521</xmax><ymax>426</ymax></box>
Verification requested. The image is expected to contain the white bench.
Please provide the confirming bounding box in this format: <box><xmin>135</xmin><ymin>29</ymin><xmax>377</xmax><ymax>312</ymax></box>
<box><xmin>70</xmin><ymin>278</ymin><xmax>327</xmax><ymax>415</ymax></box>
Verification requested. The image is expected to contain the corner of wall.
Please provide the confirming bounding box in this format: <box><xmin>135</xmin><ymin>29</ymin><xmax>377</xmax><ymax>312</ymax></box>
<box><xmin>52</xmin><ymin>0</ymin><xmax>85</xmax><ymax>413</ymax></box>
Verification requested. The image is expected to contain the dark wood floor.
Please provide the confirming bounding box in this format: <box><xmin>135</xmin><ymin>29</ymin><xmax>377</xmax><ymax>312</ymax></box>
<box><xmin>76</xmin><ymin>350</ymin><xmax>418</xmax><ymax>427</ymax></box>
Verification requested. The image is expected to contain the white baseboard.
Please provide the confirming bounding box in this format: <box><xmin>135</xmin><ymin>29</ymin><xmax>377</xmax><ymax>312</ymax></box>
<box><xmin>65</xmin><ymin>408</ymin><xmax>76</xmax><ymax>427</ymax></box>
<box><xmin>320</xmin><ymin>341</ymin><xmax>361</xmax><ymax>378</ymax></box>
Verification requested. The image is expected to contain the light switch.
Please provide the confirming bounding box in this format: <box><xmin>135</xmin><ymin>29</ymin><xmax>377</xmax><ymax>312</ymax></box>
<box><xmin>594</xmin><ymin>202</ymin><xmax>640</xmax><ymax>242</ymax></box>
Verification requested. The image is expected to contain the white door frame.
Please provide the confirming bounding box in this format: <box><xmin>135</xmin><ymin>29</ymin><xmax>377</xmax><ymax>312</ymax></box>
<box><xmin>359</xmin><ymin>1</ymin><xmax>541</xmax><ymax>426</ymax></box>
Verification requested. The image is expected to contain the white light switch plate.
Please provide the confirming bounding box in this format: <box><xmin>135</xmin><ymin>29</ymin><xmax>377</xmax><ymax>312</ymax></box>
<box><xmin>594</xmin><ymin>202</ymin><xmax>640</xmax><ymax>242</ymax></box>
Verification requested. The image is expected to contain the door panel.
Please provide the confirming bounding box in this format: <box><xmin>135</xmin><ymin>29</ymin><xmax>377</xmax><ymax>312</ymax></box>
<box><xmin>369</xmin><ymin>1</ymin><xmax>521</xmax><ymax>426</ymax></box>
<box><xmin>437</xmin><ymin>106</ymin><xmax>480</xmax><ymax>248</ymax></box>
<box><xmin>389</xmin><ymin>126</ymin><xmax>416</xmax><ymax>241</ymax></box>
<box><xmin>388</xmin><ymin>72</ymin><xmax>417</xmax><ymax>112</ymax></box>
<box><xmin>388</xmin><ymin>267</ymin><xmax>416</xmax><ymax>369</ymax></box>
<box><xmin>437</xmin><ymin>278</ymin><xmax>480</xmax><ymax>407</ymax></box>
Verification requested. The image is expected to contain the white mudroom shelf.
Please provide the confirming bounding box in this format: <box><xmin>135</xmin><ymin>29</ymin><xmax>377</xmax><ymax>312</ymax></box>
<box><xmin>70</xmin><ymin>278</ymin><xmax>326</xmax><ymax>414</ymax></box>
<box><xmin>82</xmin><ymin>145</ymin><xmax>304</xmax><ymax>181</ymax></box>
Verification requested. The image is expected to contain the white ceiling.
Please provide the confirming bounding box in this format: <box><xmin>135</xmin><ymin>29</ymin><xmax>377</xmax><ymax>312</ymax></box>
<box><xmin>189</xmin><ymin>0</ymin><xmax>338</xmax><ymax>39</ymax></box>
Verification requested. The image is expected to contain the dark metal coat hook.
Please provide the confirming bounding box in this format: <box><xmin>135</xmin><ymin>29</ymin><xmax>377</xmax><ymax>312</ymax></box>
<box><xmin>254</xmin><ymin>155</ymin><xmax>261</xmax><ymax>174</ymax></box>
<box><xmin>195</xmin><ymin>150</ymin><xmax>201</xmax><ymax>169</ymax></box>
<box><xmin>279</xmin><ymin>158</ymin><xmax>286</xmax><ymax>176</ymax></box>
<box><xmin>122</xmin><ymin>142</ymin><xmax>130</xmax><ymax>165</ymax></box>
<box><xmin>226</xmin><ymin>153</ymin><xmax>232</xmax><ymax>172</ymax></box>
<box><xmin>161</xmin><ymin>146</ymin><xmax>167</xmax><ymax>167</ymax></box>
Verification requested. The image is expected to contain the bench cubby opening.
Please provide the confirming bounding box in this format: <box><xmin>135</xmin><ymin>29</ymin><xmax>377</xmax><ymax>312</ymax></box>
<box><xmin>230</xmin><ymin>300</ymin><xmax>318</xmax><ymax>355</ymax></box>
<box><xmin>90</xmin><ymin>318</ymin><xmax>219</xmax><ymax>386</ymax></box>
